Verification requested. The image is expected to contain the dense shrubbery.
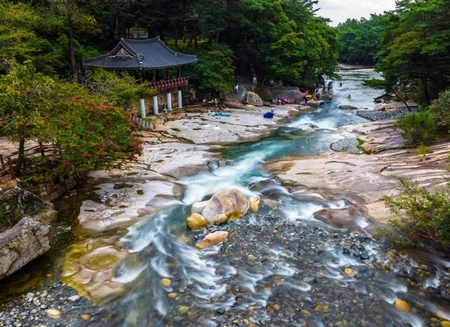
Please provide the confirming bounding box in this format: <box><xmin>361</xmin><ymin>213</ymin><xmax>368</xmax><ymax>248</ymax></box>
<box><xmin>380</xmin><ymin>178</ymin><xmax>450</xmax><ymax>256</ymax></box>
<box><xmin>397</xmin><ymin>89</ymin><xmax>450</xmax><ymax>146</ymax></box>
<box><xmin>428</xmin><ymin>89</ymin><xmax>450</xmax><ymax>137</ymax></box>
<box><xmin>397</xmin><ymin>111</ymin><xmax>436</xmax><ymax>146</ymax></box>
<box><xmin>0</xmin><ymin>61</ymin><xmax>144</xmax><ymax>179</ymax></box>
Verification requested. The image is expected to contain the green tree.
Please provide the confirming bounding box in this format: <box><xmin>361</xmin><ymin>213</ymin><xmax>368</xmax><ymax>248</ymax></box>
<box><xmin>337</xmin><ymin>16</ymin><xmax>385</xmax><ymax>66</ymax></box>
<box><xmin>427</xmin><ymin>88</ymin><xmax>450</xmax><ymax>137</ymax></box>
<box><xmin>0</xmin><ymin>61</ymin><xmax>55</xmax><ymax>176</ymax></box>
<box><xmin>185</xmin><ymin>44</ymin><xmax>235</xmax><ymax>95</ymax></box>
<box><xmin>48</xmin><ymin>84</ymin><xmax>143</xmax><ymax>177</ymax></box>
<box><xmin>0</xmin><ymin>61</ymin><xmax>143</xmax><ymax>178</ymax></box>
<box><xmin>377</xmin><ymin>0</ymin><xmax>450</xmax><ymax>104</ymax></box>
<box><xmin>0</xmin><ymin>1</ymin><xmax>63</xmax><ymax>74</ymax></box>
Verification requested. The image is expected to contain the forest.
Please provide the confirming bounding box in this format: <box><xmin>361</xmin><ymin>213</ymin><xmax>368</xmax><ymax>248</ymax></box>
<box><xmin>2</xmin><ymin>0</ymin><xmax>450</xmax><ymax>178</ymax></box>
<box><xmin>1</xmin><ymin>0</ymin><xmax>450</xmax><ymax>254</ymax></box>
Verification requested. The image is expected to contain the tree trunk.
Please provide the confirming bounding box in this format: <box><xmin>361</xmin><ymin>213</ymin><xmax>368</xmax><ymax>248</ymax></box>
<box><xmin>67</xmin><ymin>12</ymin><xmax>78</xmax><ymax>82</ymax></box>
<box><xmin>421</xmin><ymin>76</ymin><xmax>431</xmax><ymax>104</ymax></box>
<box><xmin>14</xmin><ymin>138</ymin><xmax>25</xmax><ymax>177</ymax></box>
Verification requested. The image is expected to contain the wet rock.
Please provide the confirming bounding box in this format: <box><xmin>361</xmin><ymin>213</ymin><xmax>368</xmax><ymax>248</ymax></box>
<box><xmin>339</xmin><ymin>105</ymin><xmax>358</xmax><ymax>110</ymax></box>
<box><xmin>360</xmin><ymin>250</ymin><xmax>370</xmax><ymax>260</ymax></box>
<box><xmin>249</xmin><ymin>195</ymin><xmax>261</xmax><ymax>212</ymax></box>
<box><xmin>63</xmin><ymin>246</ymin><xmax>127</xmax><ymax>304</ymax></box>
<box><xmin>45</xmin><ymin>308</ymin><xmax>61</xmax><ymax>319</ymax></box>
<box><xmin>186</xmin><ymin>213</ymin><xmax>207</xmax><ymax>230</ymax></box>
<box><xmin>195</xmin><ymin>231</ymin><xmax>229</xmax><ymax>250</ymax></box>
<box><xmin>441</xmin><ymin>285</ymin><xmax>450</xmax><ymax>301</ymax></box>
<box><xmin>200</xmin><ymin>189</ymin><xmax>250</xmax><ymax>225</ymax></box>
<box><xmin>394</xmin><ymin>299</ymin><xmax>410</xmax><ymax>312</ymax></box>
<box><xmin>190</xmin><ymin>200</ymin><xmax>208</xmax><ymax>214</ymax></box>
<box><xmin>161</xmin><ymin>278</ymin><xmax>172</xmax><ymax>287</ymax></box>
<box><xmin>178</xmin><ymin>306</ymin><xmax>189</xmax><ymax>314</ymax></box>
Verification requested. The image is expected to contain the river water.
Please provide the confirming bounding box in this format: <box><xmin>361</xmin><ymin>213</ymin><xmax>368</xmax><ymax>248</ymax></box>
<box><xmin>4</xmin><ymin>66</ymin><xmax>450</xmax><ymax>327</ymax></box>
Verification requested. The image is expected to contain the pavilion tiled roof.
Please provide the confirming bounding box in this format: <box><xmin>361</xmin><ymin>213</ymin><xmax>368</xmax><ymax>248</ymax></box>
<box><xmin>83</xmin><ymin>37</ymin><xmax>197</xmax><ymax>70</ymax></box>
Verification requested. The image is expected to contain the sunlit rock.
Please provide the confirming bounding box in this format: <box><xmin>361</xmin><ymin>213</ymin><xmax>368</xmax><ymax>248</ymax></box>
<box><xmin>344</xmin><ymin>268</ymin><xmax>354</xmax><ymax>275</ymax></box>
<box><xmin>161</xmin><ymin>278</ymin><xmax>172</xmax><ymax>287</ymax></box>
<box><xmin>249</xmin><ymin>195</ymin><xmax>261</xmax><ymax>212</ymax></box>
<box><xmin>200</xmin><ymin>189</ymin><xmax>249</xmax><ymax>225</ymax></box>
<box><xmin>395</xmin><ymin>299</ymin><xmax>410</xmax><ymax>312</ymax></box>
<box><xmin>178</xmin><ymin>305</ymin><xmax>190</xmax><ymax>314</ymax></box>
<box><xmin>46</xmin><ymin>309</ymin><xmax>61</xmax><ymax>319</ymax></box>
<box><xmin>195</xmin><ymin>231</ymin><xmax>229</xmax><ymax>250</ymax></box>
<box><xmin>186</xmin><ymin>213</ymin><xmax>207</xmax><ymax>230</ymax></box>
<box><xmin>213</xmin><ymin>214</ymin><xmax>228</xmax><ymax>225</ymax></box>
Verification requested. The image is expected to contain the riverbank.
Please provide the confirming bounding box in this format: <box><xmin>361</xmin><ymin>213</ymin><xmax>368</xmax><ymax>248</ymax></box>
<box><xmin>2</xmin><ymin>102</ymin><xmax>450</xmax><ymax>326</ymax></box>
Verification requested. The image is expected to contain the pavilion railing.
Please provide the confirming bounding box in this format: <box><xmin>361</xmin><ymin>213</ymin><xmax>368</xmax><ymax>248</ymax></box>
<box><xmin>149</xmin><ymin>77</ymin><xmax>189</xmax><ymax>91</ymax></box>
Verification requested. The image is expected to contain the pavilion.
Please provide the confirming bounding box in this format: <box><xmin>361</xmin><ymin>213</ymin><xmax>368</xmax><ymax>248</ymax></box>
<box><xmin>83</xmin><ymin>37</ymin><xmax>197</xmax><ymax>118</ymax></box>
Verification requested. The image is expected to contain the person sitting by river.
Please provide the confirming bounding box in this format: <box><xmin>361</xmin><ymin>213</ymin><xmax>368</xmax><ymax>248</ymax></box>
<box><xmin>315</xmin><ymin>91</ymin><xmax>321</xmax><ymax>101</ymax></box>
<box><xmin>263</xmin><ymin>108</ymin><xmax>275</xmax><ymax>118</ymax></box>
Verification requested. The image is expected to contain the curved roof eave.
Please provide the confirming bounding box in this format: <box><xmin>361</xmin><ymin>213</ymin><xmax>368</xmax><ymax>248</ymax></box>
<box><xmin>82</xmin><ymin>36</ymin><xmax>197</xmax><ymax>70</ymax></box>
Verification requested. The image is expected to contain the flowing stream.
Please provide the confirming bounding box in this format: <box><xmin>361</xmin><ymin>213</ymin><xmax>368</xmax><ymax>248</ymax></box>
<box><xmin>82</xmin><ymin>66</ymin><xmax>450</xmax><ymax>326</ymax></box>
<box><xmin>4</xmin><ymin>66</ymin><xmax>450</xmax><ymax>327</ymax></box>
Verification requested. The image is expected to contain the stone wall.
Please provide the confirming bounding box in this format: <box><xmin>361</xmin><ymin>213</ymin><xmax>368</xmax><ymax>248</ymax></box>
<box><xmin>29</xmin><ymin>173</ymin><xmax>78</xmax><ymax>202</ymax></box>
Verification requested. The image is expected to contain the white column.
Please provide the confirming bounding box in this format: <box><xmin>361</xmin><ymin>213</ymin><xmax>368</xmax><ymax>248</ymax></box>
<box><xmin>153</xmin><ymin>95</ymin><xmax>158</xmax><ymax>114</ymax></box>
<box><xmin>178</xmin><ymin>89</ymin><xmax>183</xmax><ymax>109</ymax></box>
<box><xmin>140</xmin><ymin>97</ymin><xmax>146</xmax><ymax>118</ymax></box>
<box><xmin>167</xmin><ymin>92</ymin><xmax>172</xmax><ymax>111</ymax></box>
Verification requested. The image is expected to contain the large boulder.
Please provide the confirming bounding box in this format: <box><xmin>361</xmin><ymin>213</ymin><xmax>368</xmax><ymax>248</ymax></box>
<box><xmin>265</xmin><ymin>86</ymin><xmax>305</xmax><ymax>103</ymax></box>
<box><xmin>245</xmin><ymin>91</ymin><xmax>263</xmax><ymax>106</ymax></box>
<box><xmin>0</xmin><ymin>216</ymin><xmax>50</xmax><ymax>281</ymax></box>
<box><xmin>200</xmin><ymin>189</ymin><xmax>250</xmax><ymax>225</ymax></box>
<box><xmin>0</xmin><ymin>186</ymin><xmax>58</xmax><ymax>226</ymax></box>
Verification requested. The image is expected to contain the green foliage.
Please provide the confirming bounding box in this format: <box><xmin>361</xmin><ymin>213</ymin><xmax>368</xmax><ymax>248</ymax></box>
<box><xmin>0</xmin><ymin>61</ymin><xmax>143</xmax><ymax>178</ymax></box>
<box><xmin>356</xmin><ymin>138</ymin><xmax>369</xmax><ymax>154</ymax></box>
<box><xmin>381</xmin><ymin>178</ymin><xmax>450</xmax><ymax>254</ymax></box>
<box><xmin>377</xmin><ymin>0</ymin><xmax>450</xmax><ymax>104</ymax></box>
<box><xmin>337</xmin><ymin>16</ymin><xmax>385</xmax><ymax>66</ymax></box>
<box><xmin>427</xmin><ymin>88</ymin><xmax>450</xmax><ymax>137</ymax></box>
<box><xmin>397</xmin><ymin>111</ymin><xmax>436</xmax><ymax>146</ymax></box>
<box><xmin>362</xmin><ymin>78</ymin><xmax>385</xmax><ymax>89</ymax></box>
<box><xmin>0</xmin><ymin>60</ymin><xmax>56</xmax><ymax>175</ymax></box>
<box><xmin>48</xmin><ymin>83</ymin><xmax>143</xmax><ymax>176</ymax></box>
<box><xmin>0</xmin><ymin>207</ymin><xmax>23</xmax><ymax>231</ymax></box>
<box><xmin>184</xmin><ymin>44</ymin><xmax>235</xmax><ymax>94</ymax></box>
<box><xmin>81</xmin><ymin>68</ymin><xmax>156</xmax><ymax>108</ymax></box>
<box><xmin>416</xmin><ymin>143</ymin><xmax>428</xmax><ymax>161</ymax></box>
